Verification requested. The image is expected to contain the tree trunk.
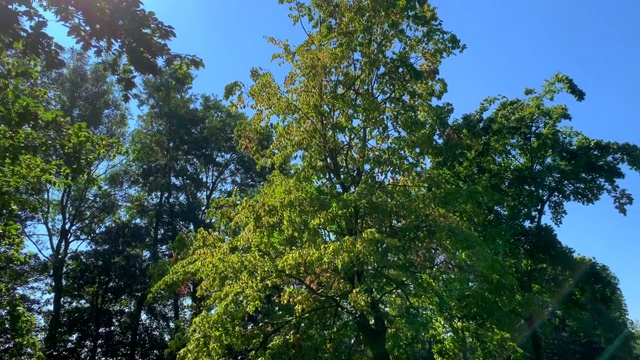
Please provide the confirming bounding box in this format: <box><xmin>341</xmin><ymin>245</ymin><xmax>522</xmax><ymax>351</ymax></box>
<box><xmin>128</xmin><ymin>294</ymin><xmax>146</xmax><ymax>360</ymax></box>
<box><xmin>44</xmin><ymin>256</ymin><xmax>65</xmax><ymax>359</ymax></box>
<box><xmin>527</xmin><ymin>315</ymin><xmax>545</xmax><ymax>360</ymax></box>
<box><xmin>173</xmin><ymin>294</ymin><xmax>180</xmax><ymax>321</ymax></box>
<box><xmin>89</xmin><ymin>293</ymin><xmax>101</xmax><ymax>360</ymax></box>
<box><xmin>461</xmin><ymin>330</ymin><xmax>469</xmax><ymax>360</ymax></box>
<box><xmin>190</xmin><ymin>281</ymin><xmax>202</xmax><ymax>319</ymax></box>
<box><xmin>355</xmin><ymin>310</ymin><xmax>391</xmax><ymax>360</ymax></box>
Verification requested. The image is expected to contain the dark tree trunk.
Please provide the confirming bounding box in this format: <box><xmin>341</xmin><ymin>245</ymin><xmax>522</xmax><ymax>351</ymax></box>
<box><xmin>461</xmin><ymin>330</ymin><xmax>469</xmax><ymax>360</ymax></box>
<box><xmin>44</xmin><ymin>256</ymin><xmax>65</xmax><ymax>359</ymax></box>
<box><xmin>355</xmin><ymin>309</ymin><xmax>391</xmax><ymax>360</ymax></box>
<box><xmin>89</xmin><ymin>294</ymin><xmax>101</xmax><ymax>360</ymax></box>
<box><xmin>128</xmin><ymin>294</ymin><xmax>146</xmax><ymax>360</ymax></box>
<box><xmin>527</xmin><ymin>315</ymin><xmax>545</xmax><ymax>360</ymax></box>
<box><xmin>190</xmin><ymin>281</ymin><xmax>202</xmax><ymax>319</ymax></box>
<box><xmin>173</xmin><ymin>294</ymin><xmax>180</xmax><ymax>321</ymax></box>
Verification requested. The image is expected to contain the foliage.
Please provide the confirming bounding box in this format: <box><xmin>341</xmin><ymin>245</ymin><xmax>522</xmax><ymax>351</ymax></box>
<box><xmin>0</xmin><ymin>0</ymin><xmax>638</xmax><ymax>359</ymax></box>
<box><xmin>434</xmin><ymin>74</ymin><xmax>640</xmax><ymax>359</ymax></box>
<box><xmin>61</xmin><ymin>222</ymin><xmax>151</xmax><ymax>359</ymax></box>
<box><xmin>160</xmin><ymin>1</ymin><xmax>523</xmax><ymax>359</ymax></box>
<box><xmin>118</xmin><ymin>63</ymin><xmax>270</xmax><ymax>359</ymax></box>
<box><xmin>0</xmin><ymin>0</ymin><xmax>202</xmax><ymax>94</ymax></box>
<box><xmin>542</xmin><ymin>257</ymin><xmax>638</xmax><ymax>360</ymax></box>
<box><xmin>0</xmin><ymin>0</ymin><xmax>198</xmax><ymax>355</ymax></box>
<box><xmin>18</xmin><ymin>51</ymin><xmax>127</xmax><ymax>359</ymax></box>
<box><xmin>0</xmin><ymin>51</ymin><xmax>60</xmax><ymax>360</ymax></box>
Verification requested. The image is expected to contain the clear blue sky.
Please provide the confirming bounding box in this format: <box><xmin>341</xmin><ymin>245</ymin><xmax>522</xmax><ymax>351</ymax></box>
<box><xmin>96</xmin><ymin>1</ymin><xmax>640</xmax><ymax>319</ymax></box>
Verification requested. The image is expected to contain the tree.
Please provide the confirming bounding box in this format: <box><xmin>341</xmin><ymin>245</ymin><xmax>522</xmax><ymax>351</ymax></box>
<box><xmin>0</xmin><ymin>50</ymin><xmax>62</xmax><ymax>360</ymax></box>
<box><xmin>119</xmin><ymin>63</ymin><xmax>268</xmax><ymax>359</ymax></box>
<box><xmin>434</xmin><ymin>75</ymin><xmax>640</xmax><ymax>359</ymax></box>
<box><xmin>42</xmin><ymin>50</ymin><xmax>129</xmax><ymax>141</ymax></box>
<box><xmin>159</xmin><ymin>1</ymin><xmax>520</xmax><ymax>359</ymax></box>
<box><xmin>1</xmin><ymin>0</ymin><xmax>202</xmax><ymax>93</ymax></box>
<box><xmin>21</xmin><ymin>52</ymin><xmax>128</xmax><ymax>359</ymax></box>
<box><xmin>542</xmin><ymin>257</ymin><xmax>638</xmax><ymax>360</ymax></box>
<box><xmin>3</xmin><ymin>1</ymin><xmax>638</xmax><ymax>358</ymax></box>
<box><xmin>635</xmin><ymin>328</ymin><xmax>640</xmax><ymax>357</ymax></box>
<box><xmin>58</xmin><ymin>222</ymin><xmax>148</xmax><ymax>359</ymax></box>
<box><xmin>1</xmin><ymin>0</ymin><xmax>194</xmax><ymax>355</ymax></box>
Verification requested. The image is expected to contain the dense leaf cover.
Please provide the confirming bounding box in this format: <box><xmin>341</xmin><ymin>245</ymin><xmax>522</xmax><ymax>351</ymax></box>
<box><xmin>0</xmin><ymin>1</ymin><xmax>638</xmax><ymax>359</ymax></box>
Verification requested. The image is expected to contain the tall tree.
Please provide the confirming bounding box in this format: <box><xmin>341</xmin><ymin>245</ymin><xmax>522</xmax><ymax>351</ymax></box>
<box><xmin>434</xmin><ymin>75</ymin><xmax>640</xmax><ymax>359</ymax></box>
<box><xmin>159</xmin><ymin>1</ymin><xmax>520</xmax><ymax>359</ymax></box>
<box><xmin>42</xmin><ymin>50</ymin><xmax>129</xmax><ymax>140</ymax></box>
<box><xmin>121</xmin><ymin>63</ymin><xmax>267</xmax><ymax>359</ymax></box>
<box><xmin>22</xmin><ymin>52</ymin><xmax>128</xmax><ymax>359</ymax></box>
<box><xmin>61</xmin><ymin>222</ymin><xmax>151</xmax><ymax>360</ymax></box>
<box><xmin>1</xmin><ymin>0</ymin><xmax>194</xmax><ymax>355</ymax></box>
<box><xmin>0</xmin><ymin>50</ymin><xmax>62</xmax><ymax>360</ymax></box>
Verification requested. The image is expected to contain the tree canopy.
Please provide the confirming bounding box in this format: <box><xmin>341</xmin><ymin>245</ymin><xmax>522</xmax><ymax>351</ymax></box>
<box><xmin>1</xmin><ymin>0</ymin><xmax>638</xmax><ymax>359</ymax></box>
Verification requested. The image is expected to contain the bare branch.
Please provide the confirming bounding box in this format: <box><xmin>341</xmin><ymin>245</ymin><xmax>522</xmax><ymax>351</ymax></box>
<box><xmin>23</xmin><ymin>231</ymin><xmax>52</xmax><ymax>261</ymax></box>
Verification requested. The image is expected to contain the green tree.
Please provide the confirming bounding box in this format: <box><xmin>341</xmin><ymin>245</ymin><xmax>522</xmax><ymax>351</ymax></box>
<box><xmin>20</xmin><ymin>52</ymin><xmax>128</xmax><ymax>359</ymax></box>
<box><xmin>542</xmin><ymin>258</ymin><xmax>638</xmax><ymax>360</ymax></box>
<box><xmin>159</xmin><ymin>1</ymin><xmax>519</xmax><ymax>359</ymax></box>
<box><xmin>635</xmin><ymin>328</ymin><xmax>640</xmax><ymax>356</ymax></box>
<box><xmin>1</xmin><ymin>0</ymin><xmax>194</xmax><ymax>355</ymax></box>
<box><xmin>61</xmin><ymin>222</ymin><xmax>152</xmax><ymax>360</ymax></box>
<box><xmin>119</xmin><ymin>63</ymin><xmax>268</xmax><ymax>359</ymax></box>
<box><xmin>0</xmin><ymin>51</ymin><xmax>62</xmax><ymax>360</ymax></box>
<box><xmin>434</xmin><ymin>75</ymin><xmax>640</xmax><ymax>359</ymax></box>
<box><xmin>42</xmin><ymin>50</ymin><xmax>129</xmax><ymax>140</ymax></box>
<box><xmin>1</xmin><ymin>0</ymin><xmax>202</xmax><ymax>93</ymax></box>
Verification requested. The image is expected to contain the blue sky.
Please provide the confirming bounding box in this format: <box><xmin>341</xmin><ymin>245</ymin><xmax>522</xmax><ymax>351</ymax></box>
<box><xmin>61</xmin><ymin>1</ymin><xmax>640</xmax><ymax>319</ymax></box>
